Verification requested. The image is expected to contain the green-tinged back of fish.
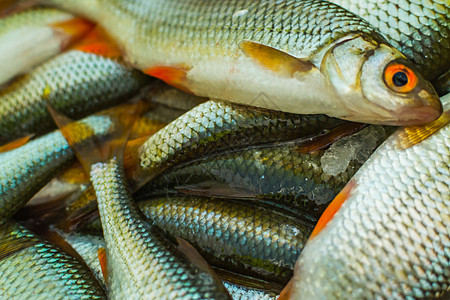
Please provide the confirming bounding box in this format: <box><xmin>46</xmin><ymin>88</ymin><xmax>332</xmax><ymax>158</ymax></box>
<box><xmin>329</xmin><ymin>0</ymin><xmax>450</xmax><ymax>80</ymax></box>
<box><xmin>0</xmin><ymin>220</ymin><xmax>105</xmax><ymax>299</ymax></box>
<box><xmin>287</xmin><ymin>93</ymin><xmax>450</xmax><ymax>299</ymax></box>
<box><xmin>0</xmin><ymin>49</ymin><xmax>150</xmax><ymax>144</ymax></box>
<box><xmin>134</xmin><ymin>99</ymin><xmax>345</xmax><ymax>188</ymax></box>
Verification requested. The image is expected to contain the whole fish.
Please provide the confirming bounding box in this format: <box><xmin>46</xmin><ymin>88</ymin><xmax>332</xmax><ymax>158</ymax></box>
<box><xmin>282</xmin><ymin>93</ymin><xmax>450</xmax><ymax>299</ymax></box>
<box><xmin>0</xmin><ymin>107</ymin><xmax>120</xmax><ymax>219</ymax></box>
<box><xmin>328</xmin><ymin>0</ymin><xmax>450</xmax><ymax>81</ymax></box>
<box><xmin>0</xmin><ymin>220</ymin><xmax>105</xmax><ymax>299</ymax></box>
<box><xmin>0</xmin><ymin>46</ymin><xmax>150</xmax><ymax>144</ymax></box>
<box><xmin>0</xmin><ymin>7</ymin><xmax>93</xmax><ymax>85</ymax></box>
<box><xmin>132</xmin><ymin>99</ymin><xmax>346</xmax><ymax>189</ymax></box>
<box><xmin>139</xmin><ymin>125</ymin><xmax>390</xmax><ymax>220</ymax></box>
<box><xmin>40</xmin><ymin>0</ymin><xmax>441</xmax><ymax>125</ymax></box>
<box><xmin>53</xmin><ymin>104</ymin><xmax>231</xmax><ymax>299</ymax></box>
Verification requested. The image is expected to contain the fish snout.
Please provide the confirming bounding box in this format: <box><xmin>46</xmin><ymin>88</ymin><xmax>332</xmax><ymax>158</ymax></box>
<box><xmin>394</xmin><ymin>97</ymin><xmax>443</xmax><ymax>126</ymax></box>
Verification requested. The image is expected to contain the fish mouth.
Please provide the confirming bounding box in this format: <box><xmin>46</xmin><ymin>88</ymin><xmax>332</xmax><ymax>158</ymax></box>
<box><xmin>389</xmin><ymin>103</ymin><xmax>443</xmax><ymax>126</ymax></box>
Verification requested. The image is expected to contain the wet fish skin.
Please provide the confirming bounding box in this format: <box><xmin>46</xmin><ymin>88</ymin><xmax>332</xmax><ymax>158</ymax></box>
<box><xmin>42</xmin><ymin>0</ymin><xmax>441</xmax><ymax>125</ymax></box>
<box><xmin>329</xmin><ymin>0</ymin><xmax>450</xmax><ymax>81</ymax></box>
<box><xmin>134</xmin><ymin>100</ymin><xmax>345</xmax><ymax>188</ymax></box>
<box><xmin>131</xmin><ymin>195</ymin><xmax>313</xmax><ymax>284</ymax></box>
<box><xmin>0</xmin><ymin>113</ymin><xmax>114</xmax><ymax>219</ymax></box>
<box><xmin>140</xmin><ymin>125</ymin><xmax>389</xmax><ymax>220</ymax></box>
<box><xmin>0</xmin><ymin>49</ymin><xmax>150</xmax><ymax>144</ymax></box>
<box><xmin>223</xmin><ymin>281</ymin><xmax>276</xmax><ymax>300</ymax></box>
<box><xmin>90</xmin><ymin>158</ymin><xmax>231</xmax><ymax>299</ymax></box>
<box><xmin>288</xmin><ymin>94</ymin><xmax>450</xmax><ymax>299</ymax></box>
<box><xmin>0</xmin><ymin>220</ymin><xmax>105</xmax><ymax>299</ymax></box>
<box><xmin>0</xmin><ymin>7</ymin><xmax>93</xmax><ymax>85</ymax></box>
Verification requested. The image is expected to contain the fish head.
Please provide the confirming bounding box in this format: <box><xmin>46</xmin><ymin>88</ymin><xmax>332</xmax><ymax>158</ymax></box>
<box><xmin>324</xmin><ymin>36</ymin><xmax>442</xmax><ymax>125</ymax></box>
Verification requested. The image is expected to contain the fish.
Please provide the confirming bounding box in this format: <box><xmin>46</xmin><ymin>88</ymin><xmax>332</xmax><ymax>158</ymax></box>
<box><xmin>138</xmin><ymin>125</ymin><xmax>391</xmax><ymax>221</ymax></box>
<box><xmin>0</xmin><ymin>7</ymin><xmax>93</xmax><ymax>85</ymax></box>
<box><xmin>223</xmin><ymin>281</ymin><xmax>276</xmax><ymax>300</ymax></box>
<box><xmin>51</xmin><ymin>103</ymin><xmax>231</xmax><ymax>299</ymax></box>
<box><xmin>82</xmin><ymin>195</ymin><xmax>313</xmax><ymax>284</ymax></box>
<box><xmin>328</xmin><ymin>0</ymin><xmax>450</xmax><ymax>81</ymax></box>
<box><xmin>281</xmin><ymin>92</ymin><xmax>450</xmax><ymax>299</ymax></box>
<box><xmin>37</xmin><ymin>0</ymin><xmax>441</xmax><ymax>125</ymax></box>
<box><xmin>0</xmin><ymin>106</ymin><xmax>124</xmax><ymax>219</ymax></box>
<box><xmin>132</xmin><ymin>99</ymin><xmax>347</xmax><ymax>189</ymax></box>
<box><xmin>0</xmin><ymin>29</ymin><xmax>151</xmax><ymax>144</ymax></box>
<box><xmin>0</xmin><ymin>219</ymin><xmax>106</xmax><ymax>298</ymax></box>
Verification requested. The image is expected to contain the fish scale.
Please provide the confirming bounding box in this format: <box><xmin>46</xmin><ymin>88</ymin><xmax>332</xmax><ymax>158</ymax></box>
<box><xmin>289</xmin><ymin>94</ymin><xmax>450</xmax><ymax>299</ymax></box>
<box><xmin>0</xmin><ymin>220</ymin><xmax>105</xmax><ymax>299</ymax></box>
<box><xmin>0</xmin><ymin>50</ymin><xmax>149</xmax><ymax>144</ymax></box>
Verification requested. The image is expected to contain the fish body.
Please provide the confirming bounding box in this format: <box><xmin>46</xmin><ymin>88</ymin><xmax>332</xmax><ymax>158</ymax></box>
<box><xmin>0</xmin><ymin>49</ymin><xmax>150</xmax><ymax>144</ymax></box>
<box><xmin>0</xmin><ymin>8</ymin><xmax>93</xmax><ymax>85</ymax></box>
<box><xmin>0</xmin><ymin>220</ymin><xmax>105</xmax><ymax>299</ymax></box>
<box><xmin>42</xmin><ymin>0</ymin><xmax>441</xmax><ymax>125</ymax></box>
<box><xmin>329</xmin><ymin>0</ymin><xmax>450</xmax><ymax>81</ymax></box>
<box><xmin>0</xmin><ymin>113</ymin><xmax>115</xmax><ymax>219</ymax></box>
<box><xmin>287</xmin><ymin>93</ymin><xmax>450</xmax><ymax>299</ymax></box>
<box><xmin>223</xmin><ymin>281</ymin><xmax>276</xmax><ymax>300</ymax></box>
<box><xmin>134</xmin><ymin>100</ymin><xmax>345</xmax><ymax>188</ymax></box>
<box><xmin>140</xmin><ymin>125</ymin><xmax>389</xmax><ymax>220</ymax></box>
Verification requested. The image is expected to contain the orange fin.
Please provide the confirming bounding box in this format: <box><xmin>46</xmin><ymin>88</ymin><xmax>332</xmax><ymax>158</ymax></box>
<box><xmin>309</xmin><ymin>180</ymin><xmax>356</xmax><ymax>240</ymax></box>
<box><xmin>72</xmin><ymin>26</ymin><xmax>122</xmax><ymax>58</ymax></box>
<box><xmin>144</xmin><ymin>65</ymin><xmax>193</xmax><ymax>94</ymax></box>
<box><xmin>50</xmin><ymin>17</ymin><xmax>95</xmax><ymax>50</ymax></box>
<box><xmin>396</xmin><ymin>110</ymin><xmax>450</xmax><ymax>150</ymax></box>
<box><xmin>297</xmin><ymin>123</ymin><xmax>366</xmax><ymax>153</ymax></box>
<box><xmin>278</xmin><ymin>278</ymin><xmax>294</xmax><ymax>300</ymax></box>
<box><xmin>0</xmin><ymin>134</ymin><xmax>34</xmax><ymax>153</ymax></box>
<box><xmin>48</xmin><ymin>101</ymin><xmax>147</xmax><ymax>172</ymax></box>
<box><xmin>239</xmin><ymin>41</ymin><xmax>317</xmax><ymax>77</ymax></box>
<box><xmin>176</xmin><ymin>237</ymin><xmax>229</xmax><ymax>294</ymax></box>
<box><xmin>98</xmin><ymin>247</ymin><xmax>108</xmax><ymax>284</ymax></box>
<box><xmin>58</xmin><ymin>162</ymin><xmax>89</xmax><ymax>185</ymax></box>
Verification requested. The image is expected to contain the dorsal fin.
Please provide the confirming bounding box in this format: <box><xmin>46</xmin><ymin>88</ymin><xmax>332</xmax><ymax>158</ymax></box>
<box><xmin>0</xmin><ymin>134</ymin><xmax>34</xmax><ymax>153</ymax></box>
<box><xmin>97</xmin><ymin>247</ymin><xmax>108</xmax><ymax>284</ymax></box>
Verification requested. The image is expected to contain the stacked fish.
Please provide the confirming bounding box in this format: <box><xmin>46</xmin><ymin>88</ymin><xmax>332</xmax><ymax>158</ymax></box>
<box><xmin>0</xmin><ymin>0</ymin><xmax>448</xmax><ymax>299</ymax></box>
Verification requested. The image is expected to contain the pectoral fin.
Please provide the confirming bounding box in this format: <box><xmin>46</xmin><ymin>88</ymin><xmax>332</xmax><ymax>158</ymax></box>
<box><xmin>239</xmin><ymin>41</ymin><xmax>317</xmax><ymax>77</ymax></box>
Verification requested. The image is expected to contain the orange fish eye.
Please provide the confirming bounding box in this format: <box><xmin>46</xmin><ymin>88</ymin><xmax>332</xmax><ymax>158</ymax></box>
<box><xmin>384</xmin><ymin>63</ymin><xmax>418</xmax><ymax>93</ymax></box>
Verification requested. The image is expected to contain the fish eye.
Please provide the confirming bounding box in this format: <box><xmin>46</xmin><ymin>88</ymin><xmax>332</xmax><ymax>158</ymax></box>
<box><xmin>384</xmin><ymin>62</ymin><xmax>417</xmax><ymax>93</ymax></box>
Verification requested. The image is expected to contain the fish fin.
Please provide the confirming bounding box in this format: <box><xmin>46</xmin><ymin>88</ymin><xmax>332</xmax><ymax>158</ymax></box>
<box><xmin>50</xmin><ymin>17</ymin><xmax>95</xmax><ymax>50</ymax></box>
<box><xmin>123</xmin><ymin>135</ymin><xmax>149</xmax><ymax>187</ymax></box>
<box><xmin>309</xmin><ymin>180</ymin><xmax>356</xmax><ymax>240</ymax></box>
<box><xmin>58</xmin><ymin>162</ymin><xmax>89</xmax><ymax>185</ymax></box>
<box><xmin>278</xmin><ymin>278</ymin><xmax>294</xmax><ymax>300</ymax></box>
<box><xmin>58</xmin><ymin>200</ymin><xmax>99</xmax><ymax>233</ymax></box>
<box><xmin>176</xmin><ymin>237</ymin><xmax>229</xmax><ymax>294</ymax></box>
<box><xmin>98</xmin><ymin>247</ymin><xmax>108</xmax><ymax>284</ymax></box>
<box><xmin>144</xmin><ymin>65</ymin><xmax>194</xmax><ymax>94</ymax></box>
<box><xmin>239</xmin><ymin>41</ymin><xmax>317</xmax><ymax>77</ymax></box>
<box><xmin>48</xmin><ymin>101</ymin><xmax>146</xmax><ymax>172</ymax></box>
<box><xmin>72</xmin><ymin>26</ymin><xmax>122</xmax><ymax>58</ymax></box>
<box><xmin>175</xmin><ymin>182</ymin><xmax>257</xmax><ymax>199</ymax></box>
<box><xmin>296</xmin><ymin>123</ymin><xmax>366</xmax><ymax>153</ymax></box>
<box><xmin>396</xmin><ymin>110</ymin><xmax>450</xmax><ymax>150</ymax></box>
<box><xmin>0</xmin><ymin>231</ymin><xmax>36</xmax><ymax>261</ymax></box>
<box><xmin>0</xmin><ymin>134</ymin><xmax>34</xmax><ymax>153</ymax></box>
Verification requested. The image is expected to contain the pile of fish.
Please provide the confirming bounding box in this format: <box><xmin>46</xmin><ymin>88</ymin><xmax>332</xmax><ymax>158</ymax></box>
<box><xmin>0</xmin><ymin>0</ymin><xmax>448</xmax><ymax>299</ymax></box>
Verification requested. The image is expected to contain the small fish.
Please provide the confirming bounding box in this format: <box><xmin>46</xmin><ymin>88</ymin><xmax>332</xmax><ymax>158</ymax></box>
<box><xmin>132</xmin><ymin>99</ymin><xmax>346</xmax><ymax>189</ymax></box>
<box><xmin>138</xmin><ymin>125</ymin><xmax>390</xmax><ymax>221</ymax></box>
<box><xmin>0</xmin><ymin>7</ymin><xmax>93</xmax><ymax>85</ymax></box>
<box><xmin>51</xmin><ymin>103</ymin><xmax>231</xmax><ymax>299</ymax></box>
<box><xmin>282</xmin><ymin>93</ymin><xmax>450</xmax><ymax>299</ymax></box>
<box><xmin>0</xmin><ymin>106</ymin><xmax>123</xmax><ymax>219</ymax></box>
<box><xmin>37</xmin><ymin>0</ymin><xmax>441</xmax><ymax>125</ymax></box>
<box><xmin>0</xmin><ymin>220</ymin><xmax>105</xmax><ymax>299</ymax></box>
<box><xmin>0</xmin><ymin>28</ymin><xmax>151</xmax><ymax>144</ymax></box>
<box><xmin>328</xmin><ymin>0</ymin><xmax>450</xmax><ymax>81</ymax></box>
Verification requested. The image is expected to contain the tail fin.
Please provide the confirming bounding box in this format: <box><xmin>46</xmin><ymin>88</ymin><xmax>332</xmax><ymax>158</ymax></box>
<box><xmin>48</xmin><ymin>101</ymin><xmax>147</xmax><ymax>173</ymax></box>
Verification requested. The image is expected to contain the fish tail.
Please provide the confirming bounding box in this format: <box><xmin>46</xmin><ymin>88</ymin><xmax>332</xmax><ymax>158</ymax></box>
<box><xmin>48</xmin><ymin>101</ymin><xmax>147</xmax><ymax>173</ymax></box>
